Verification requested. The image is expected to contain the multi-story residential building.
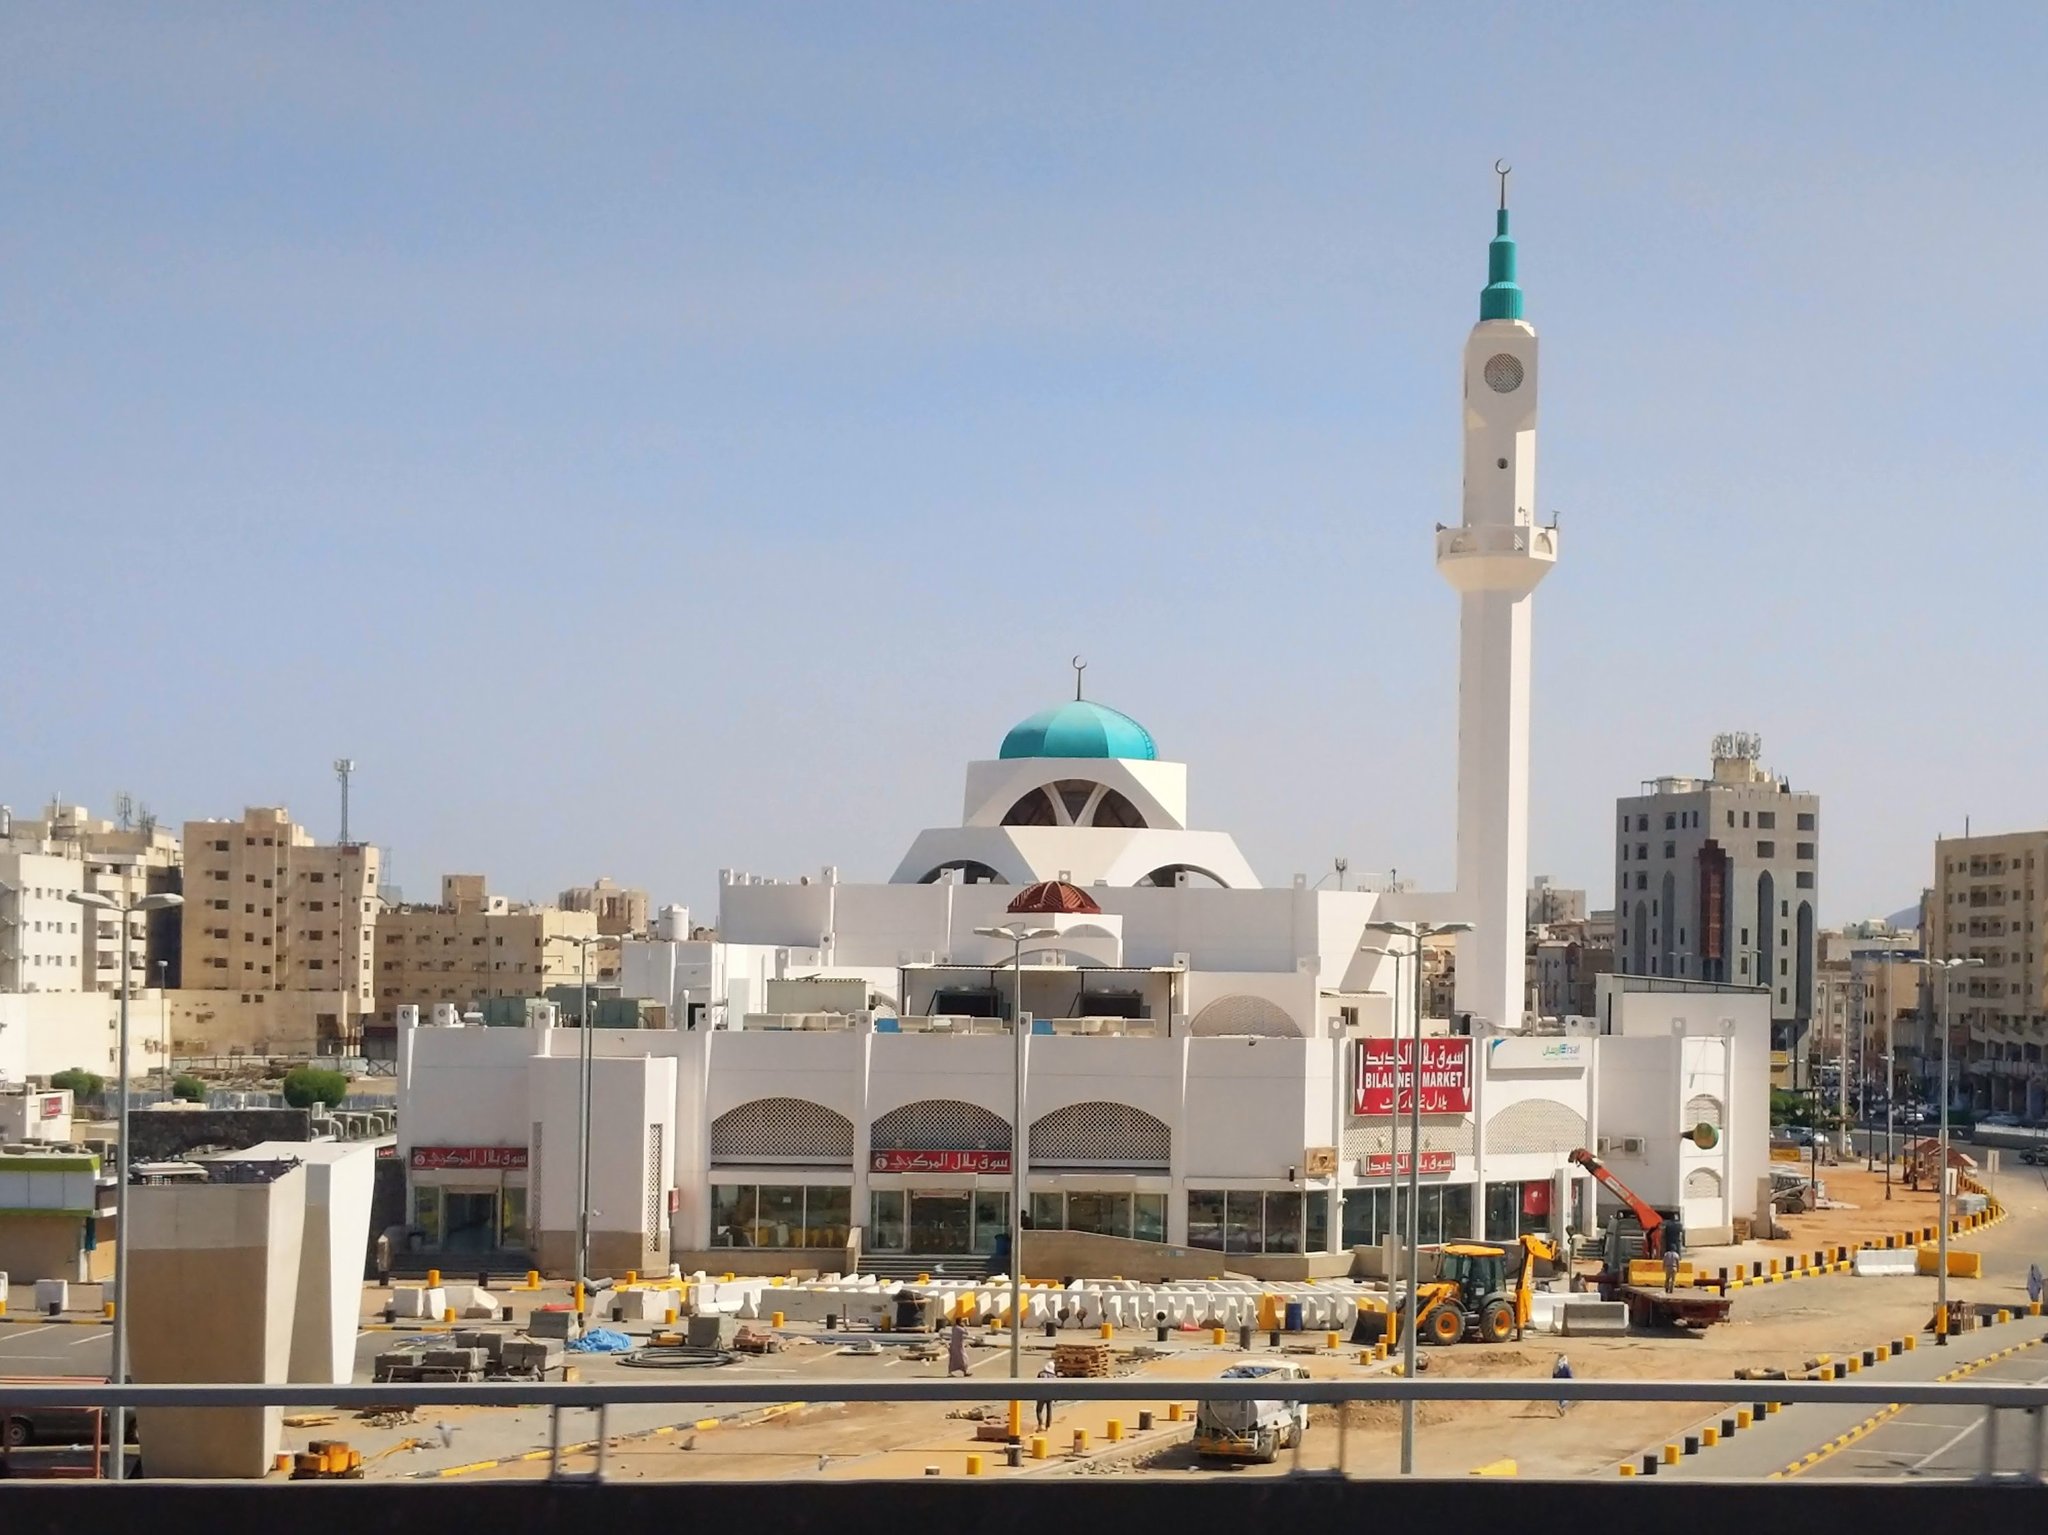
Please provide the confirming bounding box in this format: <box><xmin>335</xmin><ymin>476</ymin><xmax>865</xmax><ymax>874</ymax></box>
<box><xmin>1530</xmin><ymin>909</ymin><xmax>1614</xmax><ymax>1020</ymax></box>
<box><xmin>2</xmin><ymin>802</ymin><xmax>183</xmax><ymax>994</ymax></box>
<box><xmin>1526</xmin><ymin>875</ymin><xmax>1587</xmax><ymax>926</ymax></box>
<box><xmin>1813</xmin><ymin>920</ymin><xmax>1923</xmax><ymax>1109</ymax></box>
<box><xmin>177</xmin><ymin>807</ymin><xmax>378</xmax><ymax>1054</ymax></box>
<box><xmin>374</xmin><ymin>875</ymin><xmax>600</xmax><ymax>1029</ymax></box>
<box><xmin>0</xmin><ymin>849</ymin><xmax>87</xmax><ymax>992</ymax></box>
<box><xmin>557</xmin><ymin>877</ymin><xmax>649</xmax><ymax>938</ymax></box>
<box><xmin>1613</xmin><ymin>733</ymin><xmax>1820</xmax><ymax>1077</ymax></box>
<box><xmin>1929</xmin><ymin>829</ymin><xmax>2048</xmax><ymax>1114</ymax></box>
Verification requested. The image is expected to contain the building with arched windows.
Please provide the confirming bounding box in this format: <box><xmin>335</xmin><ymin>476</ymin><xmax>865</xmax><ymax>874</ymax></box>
<box><xmin>392</xmin><ymin>184</ymin><xmax>1775</xmax><ymax>1278</ymax></box>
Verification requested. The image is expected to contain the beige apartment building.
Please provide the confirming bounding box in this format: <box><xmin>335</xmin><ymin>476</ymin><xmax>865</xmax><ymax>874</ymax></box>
<box><xmin>1930</xmin><ymin>829</ymin><xmax>2048</xmax><ymax>1114</ymax></box>
<box><xmin>374</xmin><ymin>875</ymin><xmax>600</xmax><ymax>1025</ymax></box>
<box><xmin>1812</xmin><ymin>921</ymin><xmax>1923</xmax><ymax>1109</ymax></box>
<box><xmin>177</xmin><ymin>808</ymin><xmax>379</xmax><ymax>1056</ymax></box>
<box><xmin>557</xmin><ymin>876</ymin><xmax>649</xmax><ymax>937</ymax></box>
<box><xmin>2</xmin><ymin>803</ymin><xmax>183</xmax><ymax>994</ymax></box>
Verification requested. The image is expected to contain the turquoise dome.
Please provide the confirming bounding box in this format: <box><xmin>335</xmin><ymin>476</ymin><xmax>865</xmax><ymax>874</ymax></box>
<box><xmin>1000</xmin><ymin>700</ymin><xmax>1156</xmax><ymax>761</ymax></box>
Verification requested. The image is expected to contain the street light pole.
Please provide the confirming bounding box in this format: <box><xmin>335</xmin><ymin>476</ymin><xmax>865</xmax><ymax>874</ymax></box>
<box><xmin>973</xmin><ymin>921</ymin><xmax>1054</xmax><ymax>1429</ymax></box>
<box><xmin>1368</xmin><ymin>917</ymin><xmax>1472</xmax><ymax>1477</ymax></box>
<box><xmin>1912</xmin><ymin>954</ymin><xmax>1982</xmax><ymax>1338</ymax></box>
<box><xmin>69</xmin><ymin>887</ymin><xmax>182</xmax><ymax>1480</ymax></box>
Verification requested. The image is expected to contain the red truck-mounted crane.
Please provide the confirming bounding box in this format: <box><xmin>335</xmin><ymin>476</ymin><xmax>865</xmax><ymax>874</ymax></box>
<box><xmin>1568</xmin><ymin>1146</ymin><xmax>1669</xmax><ymax>1256</ymax></box>
<box><xmin>1568</xmin><ymin>1147</ymin><xmax>1730</xmax><ymax>1329</ymax></box>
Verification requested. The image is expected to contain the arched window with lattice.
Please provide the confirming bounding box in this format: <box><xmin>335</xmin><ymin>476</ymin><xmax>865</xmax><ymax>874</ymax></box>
<box><xmin>1030</xmin><ymin>1101</ymin><xmax>1170</xmax><ymax>1168</ymax></box>
<box><xmin>869</xmin><ymin>1099</ymin><xmax>1012</xmax><ymax>1151</ymax></box>
<box><xmin>710</xmin><ymin>1098</ymin><xmax>855</xmax><ymax>1164</ymax></box>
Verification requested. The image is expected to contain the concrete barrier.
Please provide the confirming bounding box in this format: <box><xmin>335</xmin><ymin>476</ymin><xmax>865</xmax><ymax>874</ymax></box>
<box><xmin>1558</xmin><ymin>1301</ymin><xmax>1630</xmax><ymax>1337</ymax></box>
<box><xmin>1854</xmin><ymin>1249</ymin><xmax>1918</xmax><ymax>1278</ymax></box>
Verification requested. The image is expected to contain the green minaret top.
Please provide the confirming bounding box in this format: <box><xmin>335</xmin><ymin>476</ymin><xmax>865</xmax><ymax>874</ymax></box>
<box><xmin>1480</xmin><ymin>161</ymin><xmax>1524</xmax><ymax>322</ymax></box>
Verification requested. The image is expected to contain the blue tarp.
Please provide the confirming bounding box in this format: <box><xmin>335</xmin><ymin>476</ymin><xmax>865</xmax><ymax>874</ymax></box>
<box><xmin>566</xmin><ymin>1328</ymin><xmax>634</xmax><ymax>1353</ymax></box>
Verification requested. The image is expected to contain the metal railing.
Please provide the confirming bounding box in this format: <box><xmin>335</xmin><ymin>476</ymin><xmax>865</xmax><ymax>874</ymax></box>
<box><xmin>11</xmin><ymin>1369</ymin><xmax>2048</xmax><ymax>1481</ymax></box>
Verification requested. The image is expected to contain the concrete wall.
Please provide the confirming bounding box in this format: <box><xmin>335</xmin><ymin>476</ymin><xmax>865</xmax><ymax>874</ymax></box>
<box><xmin>213</xmin><ymin>1141</ymin><xmax>375</xmax><ymax>1384</ymax></box>
<box><xmin>126</xmin><ymin>1165</ymin><xmax>306</xmax><ymax>1478</ymax></box>
<box><xmin>0</xmin><ymin>1213</ymin><xmax>89</xmax><ymax>1285</ymax></box>
<box><xmin>127</xmin><ymin>1108</ymin><xmax>314</xmax><ymax>1163</ymax></box>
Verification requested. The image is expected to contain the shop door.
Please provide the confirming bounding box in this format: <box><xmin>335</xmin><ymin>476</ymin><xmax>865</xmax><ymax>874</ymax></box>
<box><xmin>442</xmin><ymin>1191</ymin><xmax>501</xmax><ymax>1253</ymax></box>
<box><xmin>908</xmin><ymin>1192</ymin><xmax>972</xmax><ymax>1252</ymax></box>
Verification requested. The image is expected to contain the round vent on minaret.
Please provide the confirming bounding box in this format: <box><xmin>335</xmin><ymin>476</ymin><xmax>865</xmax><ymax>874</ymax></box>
<box><xmin>1483</xmin><ymin>353</ymin><xmax>1524</xmax><ymax>392</ymax></box>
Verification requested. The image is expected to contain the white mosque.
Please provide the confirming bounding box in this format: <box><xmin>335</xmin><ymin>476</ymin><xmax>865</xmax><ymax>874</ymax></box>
<box><xmin>394</xmin><ymin>180</ymin><xmax>1769</xmax><ymax>1277</ymax></box>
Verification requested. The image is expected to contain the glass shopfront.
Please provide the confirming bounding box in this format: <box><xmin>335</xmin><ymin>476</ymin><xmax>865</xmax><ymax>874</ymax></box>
<box><xmin>1339</xmin><ymin>1182</ymin><xmax>1475</xmax><ymax>1248</ymax></box>
<box><xmin>1027</xmin><ymin>1190</ymin><xmax>1168</xmax><ymax>1243</ymax></box>
<box><xmin>410</xmin><ymin>1179</ymin><xmax>529</xmax><ymax>1253</ymax></box>
<box><xmin>709</xmin><ymin>1184</ymin><xmax>854</xmax><ymax>1248</ymax></box>
<box><xmin>1186</xmin><ymin>1189</ymin><xmax>1308</xmax><ymax>1254</ymax></box>
<box><xmin>867</xmin><ymin>1189</ymin><xmax>1008</xmax><ymax>1253</ymax></box>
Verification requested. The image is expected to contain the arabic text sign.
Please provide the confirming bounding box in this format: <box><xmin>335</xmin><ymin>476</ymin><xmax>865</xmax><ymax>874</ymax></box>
<box><xmin>1362</xmin><ymin>1150</ymin><xmax>1458</xmax><ymax>1177</ymax></box>
<box><xmin>1351</xmin><ymin>1038</ymin><xmax>1473</xmax><ymax>1116</ymax></box>
<box><xmin>409</xmin><ymin>1145</ymin><xmax>529</xmax><ymax>1171</ymax></box>
<box><xmin>869</xmin><ymin>1148</ymin><xmax>1011</xmax><ymax>1175</ymax></box>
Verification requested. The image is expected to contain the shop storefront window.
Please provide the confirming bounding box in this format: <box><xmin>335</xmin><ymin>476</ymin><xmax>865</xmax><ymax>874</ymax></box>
<box><xmin>1067</xmin><ymin>1191</ymin><xmax>1130</xmax><ymax>1238</ymax></box>
<box><xmin>1133</xmin><ymin>1192</ymin><xmax>1167</xmax><ymax>1243</ymax></box>
<box><xmin>752</xmin><ymin>1187</ymin><xmax>800</xmax><ymax>1247</ymax></box>
<box><xmin>869</xmin><ymin>1189</ymin><xmax>905</xmax><ymax>1251</ymax></box>
<box><xmin>973</xmin><ymin>1192</ymin><xmax>1009</xmax><ymax>1254</ymax></box>
<box><xmin>1263</xmin><ymin>1191</ymin><xmax>1303</xmax><ymax>1254</ymax></box>
<box><xmin>1483</xmin><ymin>1181</ymin><xmax>1550</xmax><ymax>1242</ymax></box>
<box><xmin>708</xmin><ymin>1185</ymin><xmax>854</xmax><ymax>1248</ymax></box>
<box><xmin>1223</xmin><ymin>1191</ymin><xmax>1263</xmax><ymax>1252</ymax></box>
<box><xmin>1030</xmin><ymin>1192</ymin><xmax>1065</xmax><ymax>1231</ymax></box>
<box><xmin>1187</xmin><ymin>1189</ymin><xmax>1227</xmax><ymax>1250</ymax></box>
<box><xmin>806</xmin><ymin>1186</ymin><xmax>851</xmax><ymax>1249</ymax></box>
<box><xmin>500</xmin><ymin>1184</ymin><xmax>528</xmax><ymax>1248</ymax></box>
<box><xmin>411</xmin><ymin>1184</ymin><xmax>441</xmax><ymax>1247</ymax></box>
<box><xmin>1304</xmin><ymin>1191</ymin><xmax>1329</xmax><ymax>1254</ymax></box>
<box><xmin>1343</xmin><ymin>1183</ymin><xmax>1475</xmax><ymax>1247</ymax></box>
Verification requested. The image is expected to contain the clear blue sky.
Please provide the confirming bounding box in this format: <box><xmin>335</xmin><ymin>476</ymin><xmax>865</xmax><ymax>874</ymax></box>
<box><xmin>3</xmin><ymin>4</ymin><xmax>2040</xmax><ymax>923</ymax></box>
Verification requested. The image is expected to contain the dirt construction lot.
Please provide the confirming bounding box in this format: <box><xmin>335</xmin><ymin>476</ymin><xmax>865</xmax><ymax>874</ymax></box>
<box><xmin>267</xmin><ymin>1160</ymin><xmax>2048</xmax><ymax>1484</ymax></box>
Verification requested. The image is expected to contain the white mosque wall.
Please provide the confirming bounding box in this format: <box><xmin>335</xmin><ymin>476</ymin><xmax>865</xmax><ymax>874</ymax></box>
<box><xmin>960</xmin><ymin>757</ymin><xmax>1190</xmax><ymax>831</ymax></box>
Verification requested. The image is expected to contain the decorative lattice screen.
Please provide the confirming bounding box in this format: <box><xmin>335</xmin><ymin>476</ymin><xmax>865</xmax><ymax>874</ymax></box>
<box><xmin>646</xmin><ymin>1124</ymin><xmax>664</xmax><ymax>1252</ymax></box>
<box><xmin>1189</xmin><ymin>995</ymin><xmax>1300</xmax><ymax>1037</ymax></box>
<box><xmin>1684</xmin><ymin>1167</ymin><xmax>1723</xmax><ymax>1197</ymax></box>
<box><xmin>1030</xmin><ymin>1101</ymin><xmax>1169</xmax><ymax>1167</ymax></box>
<box><xmin>1482</xmin><ymin>1099</ymin><xmax>1588</xmax><ymax>1156</ymax></box>
<box><xmin>869</xmin><ymin>1099</ymin><xmax>1012</xmax><ymax>1151</ymax></box>
<box><xmin>1683</xmin><ymin>1093</ymin><xmax>1725</xmax><ymax>1130</ymax></box>
<box><xmin>710</xmin><ymin>1098</ymin><xmax>855</xmax><ymax>1163</ymax></box>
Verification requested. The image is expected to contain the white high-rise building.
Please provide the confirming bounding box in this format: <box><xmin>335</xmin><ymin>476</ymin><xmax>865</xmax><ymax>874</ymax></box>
<box><xmin>1437</xmin><ymin>172</ymin><xmax>1559</xmax><ymax>1031</ymax></box>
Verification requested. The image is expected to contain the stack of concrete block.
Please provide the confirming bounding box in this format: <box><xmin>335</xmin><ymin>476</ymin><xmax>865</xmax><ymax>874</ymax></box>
<box><xmin>526</xmin><ymin>1308</ymin><xmax>581</xmax><ymax>1341</ymax></box>
<box><xmin>610</xmin><ymin>1287</ymin><xmax>676</xmax><ymax>1324</ymax></box>
<box><xmin>390</xmin><ymin>1284</ymin><xmax>447</xmax><ymax>1319</ymax></box>
<box><xmin>502</xmin><ymin>1337</ymin><xmax>564</xmax><ymax>1378</ymax></box>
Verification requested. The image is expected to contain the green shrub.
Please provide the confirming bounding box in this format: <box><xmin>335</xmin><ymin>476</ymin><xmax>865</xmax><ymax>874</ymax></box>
<box><xmin>49</xmin><ymin>1067</ymin><xmax>106</xmax><ymax>1100</ymax></box>
<box><xmin>171</xmin><ymin>1074</ymin><xmax>207</xmax><ymax>1103</ymax></box>
<box><xmin>280</xmin><ymin>1065</ymin><xmax>349</xmax><ymax>1109</ymax></box>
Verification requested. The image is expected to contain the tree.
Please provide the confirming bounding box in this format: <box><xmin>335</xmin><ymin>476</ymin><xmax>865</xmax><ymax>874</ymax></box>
<box><xmin>171</xmin><ymin>1075</ymin><xmax>207</xmax><ymax>1103</ymax></box>
<box><xmin>280</xmin><ymin>1065</ymin><xmax>349</xmax><ymax>1109</ymax></box>
<box><xmin>49</xmin><ymin>1067</ymin><xmax>106</xmax><ymax>1101</ymax></box>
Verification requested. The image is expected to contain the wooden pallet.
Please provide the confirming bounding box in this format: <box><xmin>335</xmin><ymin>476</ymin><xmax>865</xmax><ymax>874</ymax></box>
<box><xmin>1053</xmin><ymin>1343</ymin><xmax>1110</xmax><ymax>1379</ymax></box>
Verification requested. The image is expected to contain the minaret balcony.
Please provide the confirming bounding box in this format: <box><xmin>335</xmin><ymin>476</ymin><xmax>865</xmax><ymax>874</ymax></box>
<box><xmin>1434</xmin><ymin>521</ymin><xmax>1559</xmax><ymax>595</ymax></box>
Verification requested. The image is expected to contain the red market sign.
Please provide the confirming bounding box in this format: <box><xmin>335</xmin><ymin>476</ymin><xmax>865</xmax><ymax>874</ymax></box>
<box><xmin>409</xmin><ymin>1146</ymin><xmax>529</xmax><ymax>1171</ymax></box>
<box><xmin>40</xmin><ymin>1094</ymin><xmax>64</xmax><ymax>1121</ymax></box>
<box><xmin>1351</xmin><ymin>1038</ymin><xmax>1472</xmax><ymax>1116</ymax></box>
<box><xmin>870</xmin><ymin>1149</ymin><xmax>1010</xmax><ymax>1175</ymax></box>
<box><xmin>1363</xmin><ymin>1151</ymin><xmax>1458</xmax><ymax>1177</ymax></box>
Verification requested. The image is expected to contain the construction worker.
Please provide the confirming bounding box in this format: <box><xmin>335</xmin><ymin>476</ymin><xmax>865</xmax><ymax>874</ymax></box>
<box><xmin>1036</xmin><ymin>1358</ymin><xmax>1057</xmax><ymax>1429</ymax></box>
<box><xmin>1552</xmin><ymin>1353</ymin><xmax>1574</xmax><ymax>1417</ymax></box>
<box><xmin>1663</xmin><ymin>1244</ymin><xmax>1680</xmax><ymax>1294</ymax></box>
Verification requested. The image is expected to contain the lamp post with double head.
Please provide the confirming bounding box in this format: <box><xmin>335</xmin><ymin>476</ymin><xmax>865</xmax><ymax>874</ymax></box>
<box><xmin>69</xmin><ymin>886</ymin><xmax>183</xmax><ymax>1480</ymax></box>
<box><xmin>557</xmin><ymin>931</ymin><xmax>610</xmax><ymax>1292</ymax></box>
<box><xmin>973</xmin><ymin>921</ymin><xmax>1055</xmax><ymax>1426</ymax></box>
<box><xmin>1911</xmin><ymin>954</ymin><xmax>1982</xmax><ymax>1336</ymax></box>
<box><xmin>1366</xmin><ymin>918</ymin><xmax>1474</xmax><ymax>1476</ymax></box>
